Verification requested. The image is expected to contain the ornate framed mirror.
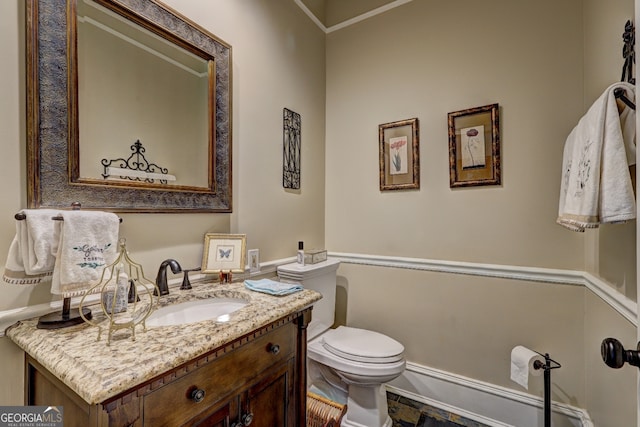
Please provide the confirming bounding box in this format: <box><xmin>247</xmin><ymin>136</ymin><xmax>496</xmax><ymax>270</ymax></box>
<box><xmin>26</xmin><ymin>0</ymin><xmax>232</xmax><ymax>212</ymax></box>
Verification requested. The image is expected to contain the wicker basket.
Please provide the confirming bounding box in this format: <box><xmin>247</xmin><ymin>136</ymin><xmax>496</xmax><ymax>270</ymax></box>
<box><xmin>307</xmin><ymin>391</ymin><xmax>347</xmax><ymax>427</ymax></box>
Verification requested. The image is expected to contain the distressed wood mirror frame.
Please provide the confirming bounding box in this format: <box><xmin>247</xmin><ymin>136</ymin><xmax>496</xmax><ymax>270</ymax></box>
<box><xmin>26</xmin><ymin>0</ymin><xmax>232</xmax><ymax>212</ymax></box>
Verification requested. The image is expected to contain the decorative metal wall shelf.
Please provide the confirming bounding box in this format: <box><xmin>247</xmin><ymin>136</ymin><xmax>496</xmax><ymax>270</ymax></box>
<box><xmin>102</xmin><ymin>140</ymin><xmax>172</xmax><ymax>184</ymax></box>
<box><xmin>283</xmin><ymin>108</ymin><xmax>301</xmax><ymax>189</ymax></box>
<box><xmin>621</xmin><ymin>20</ymin><xmax>635</xmax><ymax>84</ymax></box>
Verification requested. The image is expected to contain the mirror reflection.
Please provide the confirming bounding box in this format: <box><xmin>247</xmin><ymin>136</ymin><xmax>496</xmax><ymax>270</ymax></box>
<box><xmin>76</xmin><ymin>0</ymin><xmax>210</xmax><ymax>188</ymax></box>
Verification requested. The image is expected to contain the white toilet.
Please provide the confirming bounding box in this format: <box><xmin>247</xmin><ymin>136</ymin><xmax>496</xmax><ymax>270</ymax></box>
<box><xmin>278</xmin><ymin>259</ymin><xmax>405</xmax><ymax>427</ymax></box>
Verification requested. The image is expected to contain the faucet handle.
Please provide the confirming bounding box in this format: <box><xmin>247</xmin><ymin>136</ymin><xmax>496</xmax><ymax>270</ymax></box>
<box><xmin>180</xmin><ymin>268</ymin><xmax>201</xmax><ymax>290</ymax></box>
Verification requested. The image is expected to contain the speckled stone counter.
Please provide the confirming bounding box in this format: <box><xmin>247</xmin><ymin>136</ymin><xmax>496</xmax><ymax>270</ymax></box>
<box><xmin>7</xmin><ymin>281</ymin><xmax>321</xmax><ymax>405</ymax></box>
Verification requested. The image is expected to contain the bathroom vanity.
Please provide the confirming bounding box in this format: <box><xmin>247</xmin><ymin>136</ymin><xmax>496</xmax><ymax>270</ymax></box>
<box><xmin>7</xmin><ymin>282</ymin><xmax>321</xmax><ymax>427</ymax></box>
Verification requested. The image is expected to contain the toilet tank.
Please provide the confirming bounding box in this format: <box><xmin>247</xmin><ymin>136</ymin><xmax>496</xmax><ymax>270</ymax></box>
<box><xmin>277</xmin><ymin>259</ymin><xmax>340</xmax><ymax>340</ymax></box>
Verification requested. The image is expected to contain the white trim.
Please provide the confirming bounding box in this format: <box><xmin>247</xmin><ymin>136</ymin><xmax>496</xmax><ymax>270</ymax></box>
<box><xmin>293</xmin><ymin>0</ymin><xmax>328</xmax><ymax>33</ymax></box>
<box><xmin>329</xmin><ymin>252</ymin><xmax>638</xmax><ymax>326</ymax></box>
<box><xmin>294</xmin><ymin>0</ymin><xmax>415</xmax><ymax>34</ymax></box>
<box><xmin>582</xmin><ymin>271</ymin><xmax>637</xmax><ymax>325</ymax></box>
<box><xmin>388</xmin><ymin>361</ymin><xmax>593</xmax><ymax>427</ymax></box>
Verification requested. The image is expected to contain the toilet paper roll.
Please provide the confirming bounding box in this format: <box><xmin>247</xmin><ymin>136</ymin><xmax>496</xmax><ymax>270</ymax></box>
<box><xmin>510</xmin><ymin>345</ymin><xmax>544</xmax><ymax>389</ymax></box>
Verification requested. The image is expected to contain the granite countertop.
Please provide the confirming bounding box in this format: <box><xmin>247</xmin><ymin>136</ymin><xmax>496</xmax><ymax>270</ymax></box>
<box><xmin>6</xmin><ymin>280</ymin><xmax>322</xmax><ymax>405</ymax></box>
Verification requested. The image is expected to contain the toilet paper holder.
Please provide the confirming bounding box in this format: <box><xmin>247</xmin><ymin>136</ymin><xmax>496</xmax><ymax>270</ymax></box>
<box><xmin>534</xmin><ymin>353</ymin><xmax>562</xmax><ymax>427</ymax></box>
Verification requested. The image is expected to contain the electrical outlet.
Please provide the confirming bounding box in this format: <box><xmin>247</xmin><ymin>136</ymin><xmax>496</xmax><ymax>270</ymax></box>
<box><xmin>248</xmin><ymin>249</ymin><xmax>260</xmax><ymax>273</ymax></box>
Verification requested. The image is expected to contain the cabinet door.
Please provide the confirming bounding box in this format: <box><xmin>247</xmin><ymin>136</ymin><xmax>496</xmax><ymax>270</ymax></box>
<box><xmin>238</xmin><ymin>359</ymin><xmax>295</xmax><ymax>427</ymax></box>
<box><xmin>26</xmin><ymin>358</ymin><xmax>99</xmax><ymax>427</ymax></box>
<box><xmin>189</xmin><ymin>399</ymin><xmax>233</xmax><ymax>427</ymax></box>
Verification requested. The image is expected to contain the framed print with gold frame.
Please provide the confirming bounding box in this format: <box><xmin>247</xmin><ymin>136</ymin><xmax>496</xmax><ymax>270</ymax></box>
<box><xmin>448</xmin><ymin>104</ymin><xmax>501</xmax><ymax>188</ymax></box>
<box><xmin>379</xmin><ymin>118</ymin><xmax>420</xmax><ymax>191</ymax></box>
<box><xmin>201</xmin><ymin>233</ymin><xmax>246</xmax><ymax>273</ymax></box>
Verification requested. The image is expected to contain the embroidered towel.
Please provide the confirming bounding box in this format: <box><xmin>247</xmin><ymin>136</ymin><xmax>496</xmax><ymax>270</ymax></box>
<box><xmin>51</xmin><ymin>211</ymin><xmax>120</xmax><ymax>296</ymax></box>
<box><xmin>557</xmin><ymin>82</ymin><xmax>636</xmax><ymax>231</ymax></box>
<box><xmin>2</xmin><ymin>209</ymin><xmax>59</xmax><ymax>285</ymax></box>
<box><xmin>244</xmin><ymin>279</ymin><xmax>303</xmax><ymax>296</ymax></box>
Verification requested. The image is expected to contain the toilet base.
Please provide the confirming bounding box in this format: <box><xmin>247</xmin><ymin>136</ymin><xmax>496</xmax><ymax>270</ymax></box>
<box><xmin>339</xmin><ymin>383</ymin><xmax>391</xmax><ymax>427</ymax></box>
<box><xmin>341</xmin><ymin>414</ymin><xmax>392</xmax><ymax>427</ymax></box>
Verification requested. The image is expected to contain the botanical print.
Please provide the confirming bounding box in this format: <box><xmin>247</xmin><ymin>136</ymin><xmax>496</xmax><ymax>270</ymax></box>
<box><xmin>461</xmin><ymin>125</ymin><xmax>486</xmax><ymax>169</ymax></box>
<box><xmin>389</xmin><ymin>136</ymin><xmax>408</xmax><ymax>175</ymax></box>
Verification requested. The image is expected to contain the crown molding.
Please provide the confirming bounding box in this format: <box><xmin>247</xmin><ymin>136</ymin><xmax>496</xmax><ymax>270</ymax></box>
<box><xmin>294</xmin><ymin>0</ymin><xmax>415</xmax><ymax>34</ymax></box>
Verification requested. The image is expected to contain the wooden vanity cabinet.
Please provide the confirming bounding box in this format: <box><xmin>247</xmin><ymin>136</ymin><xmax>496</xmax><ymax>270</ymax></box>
<box><xmin>25</xmin><ymin>309</ymin><xmax>311</xmax><ymax>427</ymax></box>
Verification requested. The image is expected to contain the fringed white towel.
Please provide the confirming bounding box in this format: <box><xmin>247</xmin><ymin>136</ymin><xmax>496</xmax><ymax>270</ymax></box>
<box><xmin>2</xmin><ymin>209</ymin><xmax>59</xmax><ymax>285</ymax></box>
<box><xmin>557</xmin><ymin>82</ymin><xmax>636</xmax><ymax>231</ymax></box>
<box><xmin>51</xmin><ymin>211</ymin><xmax>120</xmax><ymax>296</ymax></box>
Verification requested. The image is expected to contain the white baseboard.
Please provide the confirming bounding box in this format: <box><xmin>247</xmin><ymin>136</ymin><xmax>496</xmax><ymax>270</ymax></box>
<box><xmin>387</xmin><ymin>361</ymin><xmax>593</xmax><ymax>427</ymax></box>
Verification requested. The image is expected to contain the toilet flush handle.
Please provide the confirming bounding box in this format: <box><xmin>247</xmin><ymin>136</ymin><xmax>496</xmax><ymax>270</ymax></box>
<box><xmin>601</xmin><ymin>338</ymin><xmax>640</xmax><ymax>369</ymax></box>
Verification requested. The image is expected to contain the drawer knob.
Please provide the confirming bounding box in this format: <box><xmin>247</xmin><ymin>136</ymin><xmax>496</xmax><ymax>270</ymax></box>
<box><xmin>268</xmin><ymin>344</ymin><xmax>280</xmax><ymax>355</ymax></box>
<box><xmin>190</xmin><ymin>388</ymin><xmax>206</xmax><ymax>403</ymax></box>
<box><xmin>241</xmin><ymin>412</ymin><xmax>254</xmax><ymax>425</ymax></box>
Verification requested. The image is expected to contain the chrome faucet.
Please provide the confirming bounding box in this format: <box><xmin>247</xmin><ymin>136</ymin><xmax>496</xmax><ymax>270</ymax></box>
<box><xmin>154</xmin><ymin>259</ymin><xmax>182</xmax><ymax>296</ymax></box>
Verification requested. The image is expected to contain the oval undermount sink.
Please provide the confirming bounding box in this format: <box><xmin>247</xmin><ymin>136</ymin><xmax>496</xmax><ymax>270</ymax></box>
<box><xmin>146</xmin><ymin>298</ymin><xmax>248</xmax><ymax>327</ymax></box>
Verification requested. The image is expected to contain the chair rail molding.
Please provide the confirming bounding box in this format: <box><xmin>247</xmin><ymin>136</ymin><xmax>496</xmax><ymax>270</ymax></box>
<box><xmin>330</xmin><ymin>252</ymin><xmax>638</xmax><ymax>326</ymax></box>
<box><xmin>1</xmin><ymin>253</ymin><xmax>636</xmax><ymax>336</ymax></box>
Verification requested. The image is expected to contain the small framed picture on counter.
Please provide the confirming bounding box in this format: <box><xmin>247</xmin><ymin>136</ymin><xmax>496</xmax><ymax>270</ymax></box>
<box><xmin>202</xmin><ymin>233</ymin><xmax>247</xmax><ymax>273</ymax></box>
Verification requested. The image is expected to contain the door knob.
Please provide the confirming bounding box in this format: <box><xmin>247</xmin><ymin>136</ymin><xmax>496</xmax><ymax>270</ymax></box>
<box><xmin>601</xmin><ymin>338</ymin><xmax>640</xmax><ymax>369</ymax></box>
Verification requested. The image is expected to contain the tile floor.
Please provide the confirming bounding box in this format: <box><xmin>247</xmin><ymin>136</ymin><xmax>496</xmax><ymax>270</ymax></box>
<box><xmin>387</xmin><ymin>392</ymin><xmax>490</xmax><ymax>427</ymax></box>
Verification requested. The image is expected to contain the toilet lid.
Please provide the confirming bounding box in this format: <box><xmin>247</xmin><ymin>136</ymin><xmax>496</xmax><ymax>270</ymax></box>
<box><xmin>322</xmin><ymin>326</ymin><xmax>404</xmax><ymax>363</ymax></box>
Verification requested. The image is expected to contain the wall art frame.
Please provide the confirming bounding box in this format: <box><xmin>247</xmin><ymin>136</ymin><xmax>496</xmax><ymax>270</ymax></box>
<box><xmin>448</xmin><ymin>103</ymin><xmax>501</xmax><ymax>188</ymax></box>
<box><xmin>201</xmin><ymin>233</ymin><xmax>246</xmax><ymax>274</ymax></box>
<box><xmin>283</xmin><ymin>108</ymin><xmax>301</xmax><ymax>189</ymax></box>
<box><xmin>378</xmin><ymin>118</ymin><xmax>420</xmax><ymax>191</ymax></box>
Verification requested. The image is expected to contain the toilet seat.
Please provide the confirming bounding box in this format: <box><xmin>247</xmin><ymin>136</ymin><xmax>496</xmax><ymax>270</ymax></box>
<box><xmin>322</xmin><ymin>326</ymin><xmax>404</xmax><ymax>363</ymax></box>
<box><xmin>308</xmin><ymin>327</ymin><xmax>406</xmax><ymax>379</ymax></box>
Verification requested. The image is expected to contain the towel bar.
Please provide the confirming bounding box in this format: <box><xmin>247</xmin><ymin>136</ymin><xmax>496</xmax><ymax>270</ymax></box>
<box><xmin>614</xmin><ymin>87</ymin><xmax>636</xmax><ymax>110</ymax></box>
<box><xmin>14</xmin><ymin>212</ymin><xmax>123</xmax><ymax>222</ymax></box>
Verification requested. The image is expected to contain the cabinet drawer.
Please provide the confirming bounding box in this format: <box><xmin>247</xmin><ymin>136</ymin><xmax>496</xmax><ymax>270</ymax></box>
<box><xmin>143</xmin><ymin>322</ymin><xmax>295</xmax><ymax>426</ymax></box>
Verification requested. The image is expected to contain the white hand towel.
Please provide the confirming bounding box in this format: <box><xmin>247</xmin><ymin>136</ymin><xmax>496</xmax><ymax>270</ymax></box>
<box><xmin>51</xmin><ymin>211</ymin><xmax>120</xmax><ymax>296</ymax></box>
<box><xmin>557</xmin><ymin>82</ymin><xmax>636</xmax><ymax>231</ymax></box>
<box><xmin>2</xmin><ymin>209</ymin><xmax>59</xmax><ymax>285</ymax></box>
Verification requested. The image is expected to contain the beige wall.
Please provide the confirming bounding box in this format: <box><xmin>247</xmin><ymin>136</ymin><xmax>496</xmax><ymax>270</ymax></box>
<box><xmin>0</xmin><ymin>0</ymin><xmax>325</xmax><ymax>403</ymax></box>
<box><xmin>582</xmin><ymin>0</ymin><xmax>638</xmax><ymax>423</ymax></box>
<box><xmin>325</xmin><ymin>0</ymin><xmax>585</xmax><ymax>269</ymax></box>
<box><xmin>584</xmin><ymin>291</ymin><xmax>637</xmax><ymax>426</ymax></box>
<box><xmin>584</xmin><ymin>0</ymin><xmax>637</xmax><ymax>301</ymax></box>
<box><xmin>324</xmin><ymin>0</ymin><xmax>636</xmax><ymax>420</ymax></box>
<box><xmin>0</xmin><ymin>0</ymin><xmax>637</xmax><ymax>422</ymax></box>
<box><xmin>337</xmin><ymin>264</ymin><xmax>586</xmax><ymax>400</ymax></box>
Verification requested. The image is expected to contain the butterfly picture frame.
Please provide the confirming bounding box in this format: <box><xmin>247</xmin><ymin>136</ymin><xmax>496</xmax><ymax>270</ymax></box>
<box><xmin>202</xmin><ymin>233</ymin><xmax>247</xmax><ymax>274</ymax></box>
